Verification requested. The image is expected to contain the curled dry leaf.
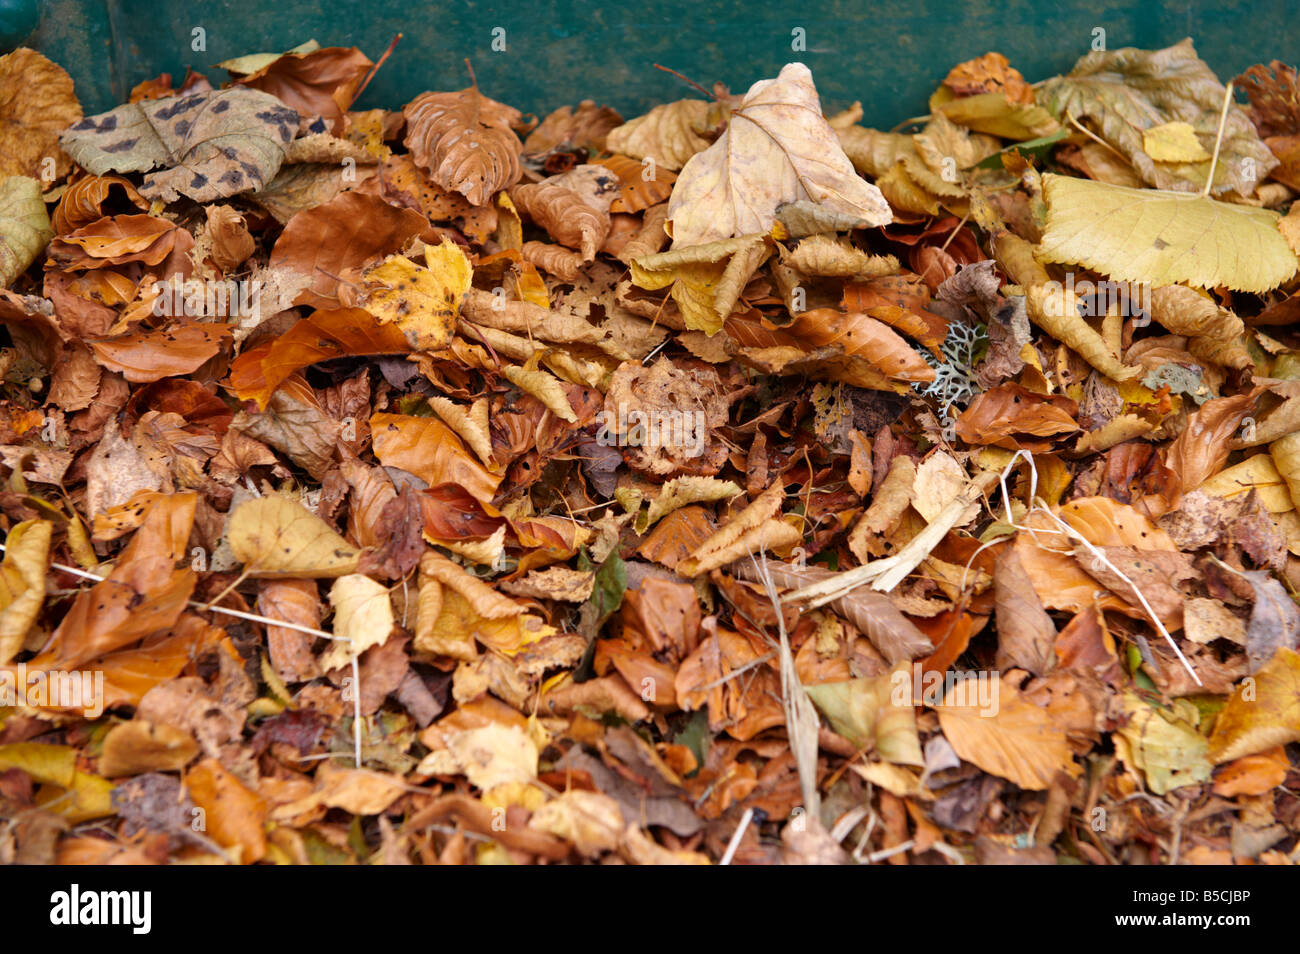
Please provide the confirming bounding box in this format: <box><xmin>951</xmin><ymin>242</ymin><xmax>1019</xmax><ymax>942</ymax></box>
<box><xmin>605</xmin><ymin>99</ymin><xmax>712</xmax><ymax>171</ymax></box>
<box><xmin>403</xmin><ymin>85</ymin><xmax>523</xmax><ymax>206</ymax></box>
<box><xmin>510</xmin><ymin>175</ymin><xmax>611</xmax><ymax>260</ymax></box>
<box><xmin>89</xmin><ymin>323</ymin><xmax>230</xmax><ymax>383</ymax></box>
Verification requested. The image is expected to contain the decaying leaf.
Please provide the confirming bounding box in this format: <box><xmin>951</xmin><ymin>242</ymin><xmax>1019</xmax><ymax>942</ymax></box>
<box><xmin>667</xmin><ymin>64</ymin><xmax>891</xmax><ymax>247</ymax></box>
<box><xmin>62</xmin><ymin>88</ymin><xmax>298</xmax><ymax>202</ymax></box>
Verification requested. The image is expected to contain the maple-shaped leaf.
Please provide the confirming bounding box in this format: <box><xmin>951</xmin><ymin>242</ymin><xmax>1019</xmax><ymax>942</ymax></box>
<box><xmin>402</xmin><ymin>86</ymin><xmax>523</xmax><ymax>206</ymax></box>
<box><xmin>1038</xmin><ymin>38</ymin><xmax>1276</xmax><ymax>194</ymax></box>
<box><xmin>60</xmin><ymin>88</ymin><xmax>298</xmax><ymax>203</ymax></box>
<box><xmin>667</xmin><ymin>63</ymin><xmax>891</xmax><ymax>247</ymax></box>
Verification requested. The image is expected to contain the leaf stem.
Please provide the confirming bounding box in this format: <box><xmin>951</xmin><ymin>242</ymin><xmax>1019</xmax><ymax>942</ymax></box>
<box><xmin>1202</xmin><ymin>80</ymin><xmax>1234</xmax><ymax>199</ymax></box>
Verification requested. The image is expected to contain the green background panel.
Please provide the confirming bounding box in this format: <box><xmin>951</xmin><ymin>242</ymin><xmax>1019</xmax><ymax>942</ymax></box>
<box><xmin>10</xmin><ymin>0</ymin><xmax>1300</xmax><ymax>127</ymax></box>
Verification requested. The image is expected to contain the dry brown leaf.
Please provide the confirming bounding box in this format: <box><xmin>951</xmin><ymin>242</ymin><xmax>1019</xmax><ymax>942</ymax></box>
<box><xmin>937</xmin><ymin>675</ymin><xmax>1077</xmax><ymax>790</ymax></box>
<box><xmin>403</xmin><ymin>86</ymin><xmax>523</xmax><ymax>206</ymax></box>
<box><xmin>668</xmin><ymin>64</ymin><xmax>891</xmax><ymax>247</ymax></box>
<box><xmin>0</xmin><ymin>48</ymin><xmax>82</xmax><ymax>179</ymax></box>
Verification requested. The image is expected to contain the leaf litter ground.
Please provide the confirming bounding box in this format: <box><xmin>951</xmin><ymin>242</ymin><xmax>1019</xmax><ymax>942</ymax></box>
<box><xmin>0</xmin><ymin>37</ymin><xmax>1299</xmax><ymax>865</ymax></box>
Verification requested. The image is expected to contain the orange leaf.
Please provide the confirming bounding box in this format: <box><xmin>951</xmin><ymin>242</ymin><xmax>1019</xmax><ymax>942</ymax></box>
<box><xmin>956</xmin><ymin>383</ymin><xmax>1079</xmax><ymax>450</ymax></box>
<box><xmin>268</xmin><ymin>192</ymin><xmax>429</xmax><ymax>309</ymax></box>
<box><xmin>90</xmin><ymin>323</ymin><xmax>230</xmax><ymax>383</ymax></box>
<box><xmin>186</xmin><ymin>757</ymin><xmax>267</xmax><ymax>863</ymax></box>
<box><xmin>230</xmin><ymin>308</ymin><xmax>410</xmax><ymax>409</ymax></box>
<box><xmin>370</xmin><ymin>413</ymin><xmax>503</xmax><ymax>504</ymax></box>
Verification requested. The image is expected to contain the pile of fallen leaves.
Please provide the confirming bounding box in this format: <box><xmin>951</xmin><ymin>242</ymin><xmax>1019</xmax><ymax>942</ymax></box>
<box><xmin>2</xmin><ymin>35</ymin><xmax>1300</xmax><ymax>865</ymax></box>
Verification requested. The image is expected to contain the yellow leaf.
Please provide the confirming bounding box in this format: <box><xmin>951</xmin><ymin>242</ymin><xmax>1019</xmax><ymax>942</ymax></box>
<box><xmin>1115</xmin><ymin>694</ymin><xmax>1212</xmax><ymax>794</ymax></box>
<box><xmin>428</xmin><ymin>396</ymin><xmax>495</xmax><ymax>469</ymax></box>
<box><xmin>931</xmin><ymin>89</ymin><xmax>1060</xmax><ymax>140</ymax></box>
<box><xmin>319</xmin><ymin>574</ymin><xmax>394</xmax><ymax>671</ymax></box>
<box><xmin>667</xmin><ymin>64</ymin><xmax>891</xmax><ymax>247</ymax></box>
<box><xmin>501</xmin><ymin>365</ymin><xmax>578</xmax><ymax>422</ymax></box>
<box><xmin>0</xmin><ymin>743</ymin><xmax>114</xmax><ymax>822</ymax></box>
<box><xmin>996</xmin><ymin>230</ymin><xmax>1138</xmax><ymax>380</ymax></box>
<box><xmin>1197</xmin><ymin>455</ymin><xmax>1293</xmax><ymax>513</ymax></box>
<box><xmin>0</xmin><ymin>519</ymin><xmax>50</xmax><ymax>663</ymax></box>
<box><xmin>1142</xmin><ymin>121</ymin><xmax>1211</xmax><ymax>162</ymax></box>
<box><xmin>805</xmin><ymin>662</ymin><xmax>924</xmax><ymax>765</ymax></box>
<box><xmin>1209</xmin><ymin>647</ymin><xmax>1300</xmax><ymax>763</ymax></box>
<box><xmin>226</xmin><ymin>495</ymin><xmax>361</xmax><ymax>578</ymax></box>
<box><xmin>528</xmin><ymin>790</ymin><xmax>623</xmax><ymax>857</ymax></box>
<box><xmin>785</xmin><ymin>235</ymin><xmax>899</xmax><ymax>278</ymax></box>
<box><xmin>631</xmin><ymin>234</ymin><xmax>770</xmax><ymax>335</ymax></box>
<box><xmin>0</xmin><ymin>176</ymin><xmax>53</xmax><ymax>288</ymax></box>
<box><xmin>1039</xmin><ymin>173</ymin><xmax>1297</xmax><ymax>293</ymax></box>
<box><xmin>361</xmin><ymin>242</ymin><xmax>470</xmax><ymax>350</ymax></box>
<box><xmin>418</xmin><ymin>723</ymin><xmax>538</xmax><ymax>791</ymax></box>
<box><xmin>620</xmin><ymin>476</ymin><xmax>742</xmax><ymax>533</ymax></box>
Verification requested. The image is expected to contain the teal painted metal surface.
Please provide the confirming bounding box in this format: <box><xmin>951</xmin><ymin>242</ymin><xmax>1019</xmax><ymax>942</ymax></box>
<box><xmin>15</xmin><ymin>1</ymin><xmax>1300</xmax><ymax>128</ymax></box>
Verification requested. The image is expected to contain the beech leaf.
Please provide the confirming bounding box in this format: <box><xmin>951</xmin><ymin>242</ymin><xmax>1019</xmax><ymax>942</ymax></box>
<box><xmin>0</xmin><ymin>176</ymin><xmax>53</xmax><ymax>288</ymax></box>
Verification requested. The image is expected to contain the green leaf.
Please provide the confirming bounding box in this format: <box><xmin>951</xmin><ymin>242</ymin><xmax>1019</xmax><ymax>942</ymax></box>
<box><xmin>973</xmin><ymin>129</ymin><xmax>1069</xmax><ymax>169</ymax></box>
<box><xmin>590</xmin><ymin>550</ymin><xmax>627</xmax><ymax>622</ymax></box>
<box><xmin>0</xmin><ymin>176</ymin><xmax>53</xmax><ymax>288</ymax></box>
<box><xmin>805</xmin><ymin>664</ymin><xmax>924</xmax><ymax>765</ymax></box>
<box><xmin>1116</xmin><ymin>695</ymin><xmax>1213</xmax><ymax>795</ymax></box>
<box><xmin>1039</xmin><ymin>173</ymin><xmax>1298</xmax><ymax>293</ymax></box>
<box><xmin>673</xmin><ymin>710</ymin><xmax>710</xmax><ymax>774</ymax></box>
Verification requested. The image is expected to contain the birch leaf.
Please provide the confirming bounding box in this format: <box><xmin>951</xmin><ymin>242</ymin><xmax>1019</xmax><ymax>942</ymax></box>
<box><xmin>667</xmin><ymin>63</ymin><xmax>890</xmax><ymax>248</ymax></box>
<box><xmin>227</xmin><ymin>495</ymin><xmax>361</xmax><ymax>577</ymax></box>
<box><xmin>1038</xmin><ymin>173</ymin><xmax>1297</xmax><ymax>294</ymax></box>
<box><xmin>0</xmin><ymin>176</ymin><xmax>53</xmax><ymax>288</ymax></box>
<box><xmin>319</xmin><ymin>574</ymin><xmax>394</xmax><ymax>671</ymax></box>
